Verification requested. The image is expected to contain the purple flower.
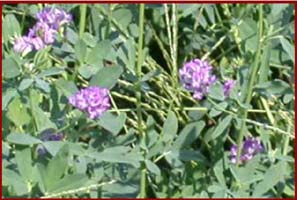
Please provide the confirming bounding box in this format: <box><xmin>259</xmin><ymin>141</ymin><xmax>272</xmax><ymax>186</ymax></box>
<box><xmin>230</xmin><ymin>137</ymin><xmax>264</xmax><ymax>164</ymax></box>
<box><xmin>179</xmin><ymin>59</ymin><xmax>217</xmax><ymax>100</ymax></box>
<box><xmin>69</xmin><ymin>86</ymin><xmax>111</xmax><ymax>119</ymax></box>
<box><xmin>13</xmin><ymin>7</ymin><xmax>71</xmax><ymax>54</ymax></box>
<box><xmin>13</xmin><ymin>36</ymin><xmax>33</xmax><ymax>55</ymax></box>
<box><xmin>223</xmin><ymin>80</ymin><xmax>236</xmax><ymax>97</ymax></box>
<box><xmin>36</xmin><ymin>7</ymin><xmax>72</xmax><ymax>30</ymax></box>
<box><xmin>29</xmin><ymin>22</ymin><xmax>57</xmax><ymax>44</ymax></box>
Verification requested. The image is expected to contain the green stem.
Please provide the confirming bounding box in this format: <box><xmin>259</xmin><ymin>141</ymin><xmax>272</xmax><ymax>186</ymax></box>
<box><xmin>79</xmin><ymin>4</ymin><xmax>87</xmax><ymax>38</ymax></box>
<box><xmin>136</xmin><ymin>3</ymin><xmax>145</xmax><ymax>136</ymax></box>
<box><xmin>172</xmin><ymin>4</ymin><xmax>179</xmax><ymax>103</ymax></box>
<box><xmin>236</xmin><ymin>4</ymin><xmax>263</xmax><ymax>166</ymax></box>
<box><xmin>136</xmin><ymin>4</ymin><xmax>146</xmax><ymax>198</ymax></box>
<box><xmin>105</xmin><ymin>4</ymin><xmax>112</xmax><ymax>39</ymax></box>
<box><xmin>29</xmin><ymin>90</ymin><xmax>38</xmax><ymax>135</ymax></box>
<box><xmin>283</xmin><ymin>127</ymin><xmax>291</xmax><ymax>155</ymax></box>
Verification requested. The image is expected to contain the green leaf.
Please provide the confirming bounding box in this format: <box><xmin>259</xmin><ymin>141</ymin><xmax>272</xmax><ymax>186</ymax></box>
<box><xmin>97</xmin><ymin>112</ymin><xmax>126</xmax><ymax>136</ymax></box>
<box><xmin>88</xmin><ymin>147</ymin><xmax>141</xmax><ymax>168</ymax></box>
<box><xmin>2</xmin><ymin>14</ymin><xmax>21</xmax><ymax>44</ymax></box>
<box><xmin>45</xmin><ymin>144</ymin><xmax>69</xmax><ymax>192</ymax></box>
<box><xmin>128</xmin><ymin>23</ymin><xmax>139</xmax><ymax>37</ymax></box>
<box><xmin>18</xmin><ymin>78</ymin><xmax>34</xmax><ymax>91</ymax></box>
<box><xmin>48</xmin><ymin>174</ymin><xmax>88</xmax><ymax>193</ymax></box>
<box><xmin>2</xmin><ymin>89</ymin><xmax>17</xmax><ymax>110</ymax></box>
<box><xmin>205</xmin><ymin>115</ymin><xmax>232</xmax><ymax>142</ymax></box>
<box><xmin>209</xmin><ymin>102</ymin><xmax>228</xmax><ymax>117</ymax></box>
<box><xmin>86</xmin><ymin>40</ymin><xmax>112</xmax><ymax>66</ymax></box>
<box><xmin>30</xmin><ymin>89</ymin><xmax>56</xmax><ymax>132</ymax></box>
<box><xmin>7</xmin><ymin>96</ymin><xmax>31</xmax><ymax>126</ymax></box>
<box><xmin>82</xmin><ymin>32</ymin><xmax>98</xmax><ymax>47</ymax></box>
<box><xmin>165</xmin><ymin>150</ymin><xmax>207</xmax><ymax>168</ymax></box>
<box><xmin>36</xmin><ymin>163</ymin><xmax>47</xmax><ymax>193</ymax></box>
<box><xmin>36</xmin><ymin>67</ymin><xmax>65</xmax><ymax>78</ymax></box>
<box><xmin>173</xmin><ymin>121</ymin><xmax>205</xmax><ymax>149</ymax></box>
<box><xmin>213</xmin><ymin>160</ymin><xmax>226</xmax><ymax>188</ymax></box>
<box><xmin>78</xmin><ymin>65</ymin><xmax>99</xmax><ymax>79</ymax></box>
<box><xmin>178</xmin><ymin>4</ymin><xmax>201</xmax><ymax>17</ymax></box>
<box><xmin>35</xmin><ymin>78</ymin><xmax>51</xmax><ymax>93</ymax></box>
<box><xmin>74</xmin><ymin>39</ymin><xmax>87</xmax><ymax>63</ymax></box>
<box><xmin>113</xmin><ymin>8</ymin><xmax>132</xmax><ymax>29</ymax></box>
<box><xmin>102</xmin><ymin>182</ymin><xmax>138</xmax><ymax>197</ymax></box>
<box><xmin>239</xmin><ymin>19</ymin><xmax>258</xmax><ymax>52</ymax></box>
<box><xmin>162</xmin><ymin>111</ymin><xmax>178</xmax><ymax>142</ymax></box>
<box><xmin>205</xmin><ymin>5</ymin><xmax>215</xmax><ymax>24</ymax></box>
<box><xmin>271</xmin><ymin>4</ymin><xmax>289</xmax><ymax>16</ymax></box>
<box><xmin>6</xmin><ymin>133</ymin><xmax>42</xmax><ymax>145</ymax></box>
<box><xmin>208</xmin><ymin>183</ymin><xmax>224</xmax><ymax>193</ymax></box>
<box><xmin>2</xmin><ymin>58</ymin><xmax>20</xmax><ymax>79</ymax></box>
<box><xmin>253</xmin><ymin>162</ymin><xmax>285</xmax><ymax>197</ymax></box>
<box><xmin>145</xmin><ymin>159</ymin><xmax>161</xmax><ymax>176</ymax></box>
<box><xmin>209</xmin><ymin>83</ymin><xmax>224</xmax><ymax>101</ymax></box>
<box><xmin>280</xmin><ymin>37</ymin><xmax>294</xmax><ymax>63</ymax></box>
<box><xmin>66</xmin><ymin>27</ymin><xmax>79</xmax><ymax>44</ymax></box>
<box><xmin>230</xmin><ymin>156</ymin><xmax>263</xmax><ymax>185</ymax></box>
<box><xmin>55</xmin><ymin>79</ymin><xmax>78</xmax><ymax>98</ymax></box>
<box><xmin>283</xmin><ymin>93</ymin><xmax>294</xmax><ymax>104</ymax></box>
<box><xmin>33</xmin><ymin>47</ymin><xmax>52</xmax><ymax>69</ymax></box>
<box><xmin>15</xmin><ymin>147</ymin><xmax>33</xmax><ymax>182</ymax></box>
<box><xmin>255</xmin><ymin>79</ymin><xmax>290</xmax><ymax>96</ymax></box>
<box><xmin>177</xmin><ymin>150</ymin><xmax>207</xmax><ymax>163</ymax></box>
<box><xmin>43</xmin><ymin>141</ymin><xmax>64</xmax><ymax>156</ymax></box>
<box><xmin>2</xmin><ymin>168</ymin><xmax>28</xmax><ymax>196</ymax></box>
<box><xmin>90</xmin><ymin>65</ymin><xmax>123</xmax><ymax>89</ymax></box>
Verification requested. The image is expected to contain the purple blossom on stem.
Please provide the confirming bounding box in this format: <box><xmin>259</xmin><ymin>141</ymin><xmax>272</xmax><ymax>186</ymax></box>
<box><xmin>223</xmin><ymin>80</ymin><xmax>236</xmax><ymax>97</ymax></box>
<box><xmin>29</xmin><ymin>22</ymin><xmax>57</xmax><ymax>44</ymax></box>
<box><xmin>179</xmin><ymin>59</ymin><xmax>217</xmax><ymax>100</ymax></box>
<box><xmin>12</xmin><ymin>7</ymin><xmax>71</xmax><ymax>55</ymax></box>
<box><xmin>13</xmin><ymin>36</ymin><xmax>33</xmax><ymax>55</ymax></box>
<box><xmin>230</xmin><ymin>137</ymin><xmax>264</xmax><ymax>164</ymax></box>
<box><xmin>69</xmin><ymin>86</ymin><xmax>111</xmax><ymax>120</ymax></box>
<box><xmin>36</xmin><ymin>7</ymin><xmax>72</xmax><ymax>30</ymax></box>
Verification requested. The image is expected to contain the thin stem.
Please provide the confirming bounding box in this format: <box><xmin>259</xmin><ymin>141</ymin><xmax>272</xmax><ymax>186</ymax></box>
<box><xmin>172</xmin><ymin>4</ymin><xmax>180</xmax><ymax>104</ymax></box>
<box><xmin>136</xmin><ymin>4</ymin><xmax>146</xmax><ymax>199</ymax></box>
<box><xmin>41</xmin><ymin>180</ymin><xmax>116</xmax><ymax>198</ymax></box>
<box><xmin>79</xmin><ymin>4</ymin><xmax>87</xmax><ymax>38</ymax></box>
<box><xmin>105</xmin><ymin>4</ymin><xmax>112</xmax><ymax>39</ymax></box>
<box><xmin>164</xmin><ymin>4</ymin><xmax>173</xmax><ymax>65</ymax></box>
<box><xmin>236</xmin><ymin>4</ymin><xmax>263</xmax><ymax>166</ymax></box>
<box><xmin>136</xmin><ymin>3</ymin><xmax>145</xmax><ymax>136</ymax></box>
<box><xmin>107</xmin><ymin>107</ymin><xmax>207</xmax><ymax>113</ymax></box>
<box><xmin>29</xmin><ymin>90</ymin><xmax>38</xmax><ymax>134</ymax></box>
<box><xmin>260</xmin><ymin>97</ymin><xmax>275</xmax><ymax>124</ymax></box>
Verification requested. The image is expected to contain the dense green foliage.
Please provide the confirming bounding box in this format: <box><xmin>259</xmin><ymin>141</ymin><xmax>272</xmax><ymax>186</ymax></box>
<box><xmin>2</xmin><ymin>4</ymin><xmax>295</xmax><ymax>198</ymax></box>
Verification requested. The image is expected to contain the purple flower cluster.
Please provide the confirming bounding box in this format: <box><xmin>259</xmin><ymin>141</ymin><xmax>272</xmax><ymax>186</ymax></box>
<box><xmin>223</xmin><ymin>80</ymin><xmax>236</xmax><ymax>97</ymax></box>
<box><xmin>13</xmin><ymin>7</ymin><xmax>72</xmax><ymax>55</ymax></box>
<box><xmin>69</xmin><ymin>86</ymin><xmax>111</xmax><ymax>119</ymax></box>
<box><xmin>230</xmin><ymin>137</ymin><xmax>264</xmax><ymax>164</ymax></box>
<box><xmin>37</xmin><ymin>129</ymin><xmax>64</xmax><ymax>157</ymax></box>
<box><xmin>179</xmin><ymin>59</ymin><xmax>237</xmax><ymax>100</ymax></box>
<box><xmin>179</xmin><ymin>59</ymin><xmax>217</xmax><ymax>100</ymax></box>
